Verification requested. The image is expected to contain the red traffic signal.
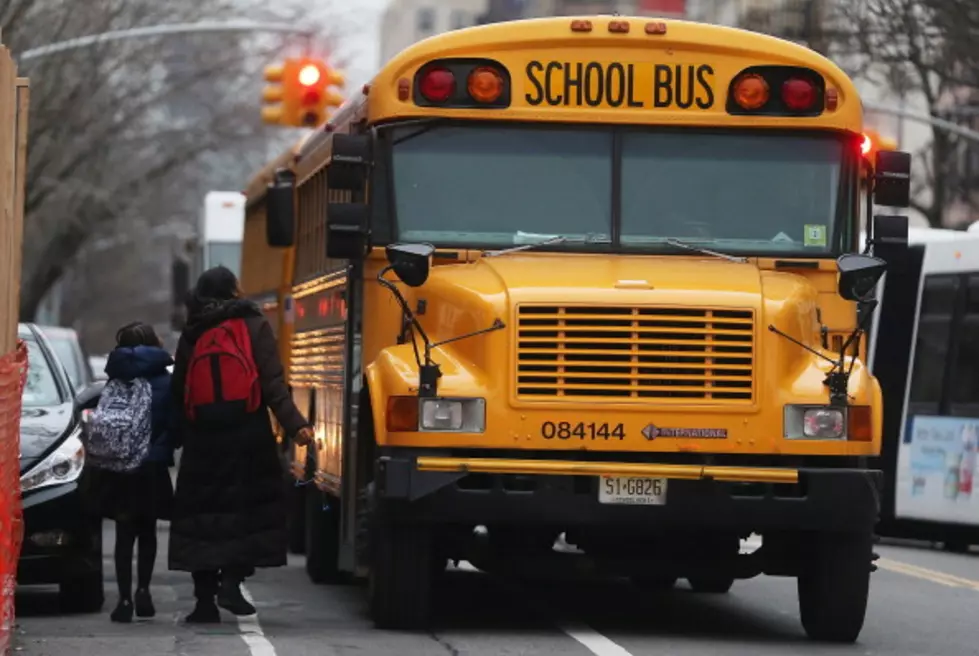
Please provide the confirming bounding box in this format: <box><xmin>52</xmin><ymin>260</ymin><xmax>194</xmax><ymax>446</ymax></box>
<box><xmin>298</xmin><ymin>63</ymin><xmax>321</xmax><ymax>87</ymax></box>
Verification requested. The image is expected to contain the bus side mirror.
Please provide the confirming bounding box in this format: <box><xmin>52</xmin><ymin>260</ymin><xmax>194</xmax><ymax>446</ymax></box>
<box><xmin>837</xmin><ymin>253</ymin><xmax>887</xmax><ymax>302</ymax></box>
<box><xmin>871</xmin><ymin>214</ymin><xmax>909</xmax><ymax>271</ymax></box>
<box><xmin>325</xmin><ymin>133</ymin><xmax>373</xmax><ymax>259</ymax></box>
<box><xmin>266</xmin><ymin>168</ymin><xmax>296</xmax><ymax>248</ymax></box>
<box><xmin>327</xmin><ymin>134</ymin><xmax>373</xmax><ymax>191</ymax></box>
<box><xmin>326</xmin><ymin>204</ymin><xmax>371</xmax><ymax>259</ymax></box>
<box><xmin>874</xmin><ymin>150</ymin><xmax>911</xmax><ymax>208</ymax></box>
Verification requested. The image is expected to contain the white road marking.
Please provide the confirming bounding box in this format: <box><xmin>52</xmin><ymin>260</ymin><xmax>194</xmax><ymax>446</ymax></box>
<box><xmin>458</xmin><ymin>560</ymin><xmax>637</xmax><ymax>656</ymax></box>
<box><xmin>559</xmin><ymin>622</ymin><xmax>636</xmax><ymax>656</ymax></box>
<box><xmin>236</xmin><ymin>585</ymin><xmax>278</xmax><ymax>656</ymax></box>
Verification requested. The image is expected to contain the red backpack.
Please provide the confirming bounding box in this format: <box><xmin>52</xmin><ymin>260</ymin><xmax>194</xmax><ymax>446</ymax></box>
<box><xmin>184</xmin><ymin>318</ymin><xmax>261</xmax><ymax>423</ymax></box>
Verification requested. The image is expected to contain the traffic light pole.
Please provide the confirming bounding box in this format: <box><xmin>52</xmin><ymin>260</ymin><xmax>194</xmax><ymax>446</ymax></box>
<box><xmin>864</xmin><ymin>100</ymin><xmax>979</xmax><ymax>144</ymax></box>
<box><xmin>19</xmin><ymin>20</ymin><xmax>315</xmax><ymax>62</ymax></box>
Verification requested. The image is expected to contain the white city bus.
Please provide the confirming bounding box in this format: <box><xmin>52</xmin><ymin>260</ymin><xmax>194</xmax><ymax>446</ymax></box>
<box><xmin>198</xmin><ymin>191</ymin><xmax>246</xmax><ymax>279</ymax></box>
<box><xmin>868</xmin><ymin>222</ymin><xmax>979</xmax><ymax>551</ymax></box>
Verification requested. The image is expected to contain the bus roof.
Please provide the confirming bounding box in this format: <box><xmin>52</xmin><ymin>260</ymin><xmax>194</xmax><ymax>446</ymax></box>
<box><xmin>366</xmin><ymin>15</ymin><xmax>862</xmax><ymax>132</ymax></box>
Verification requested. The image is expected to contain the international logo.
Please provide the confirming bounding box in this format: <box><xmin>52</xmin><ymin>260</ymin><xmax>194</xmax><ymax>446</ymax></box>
<box><xmin>641</xmin><ymin>424</ymin><xmax>728</xmax><ymax>440</ymax></box>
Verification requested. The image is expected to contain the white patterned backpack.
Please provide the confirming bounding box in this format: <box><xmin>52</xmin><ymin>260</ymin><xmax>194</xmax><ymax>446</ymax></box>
<box><xmin>85</xmin><ymin>378</ymin><xmax>153</xmax><ymax>472</ymax></box>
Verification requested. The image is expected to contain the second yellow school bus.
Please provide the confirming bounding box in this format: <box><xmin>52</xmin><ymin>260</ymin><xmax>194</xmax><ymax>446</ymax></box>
<box><xmin>242</xmin><ymin>15</ymin><xmax>912</xmax><ymax>640</ymax></box>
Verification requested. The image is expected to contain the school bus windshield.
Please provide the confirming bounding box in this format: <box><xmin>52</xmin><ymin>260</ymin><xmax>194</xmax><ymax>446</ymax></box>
<box><xmin>389</xmin><ymin>124</ymin><xmax>853</xmax><ymax>256</ymax></box>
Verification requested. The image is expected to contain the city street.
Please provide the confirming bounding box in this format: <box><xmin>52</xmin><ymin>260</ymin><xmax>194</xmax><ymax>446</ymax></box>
<box><xmin>13</xmin><ymin>523</ymin><xmax>978</xmax><ymax>656</ymax></box>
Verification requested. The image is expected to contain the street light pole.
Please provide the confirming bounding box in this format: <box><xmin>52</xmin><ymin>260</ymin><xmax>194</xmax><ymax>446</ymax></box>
<box><xmin>864</xmin><ymin>100</ymin><xmax>979</xmax><ymax>144</ymax></box>
<box><xmin>19</xmin><ymin>21</ymin><xmax>316</xmax><ymax>62</ymax></box>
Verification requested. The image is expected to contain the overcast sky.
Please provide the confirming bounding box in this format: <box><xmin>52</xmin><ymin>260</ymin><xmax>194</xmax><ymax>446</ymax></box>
<box><xmin>328</xmin><ymin>0</ymin><xmax>388</xmax><ymax>88</ymax></box>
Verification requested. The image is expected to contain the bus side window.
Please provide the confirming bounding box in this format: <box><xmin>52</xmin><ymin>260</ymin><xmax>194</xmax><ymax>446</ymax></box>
<box><xmin>950</xmin><ymin>274</ymin><xmax>979</xmax><ymax>416</ymax></box>
<box><xmin>908</xmin><ymin>274</ymin><xmax>959</xmax><ymax>416</ymax></box>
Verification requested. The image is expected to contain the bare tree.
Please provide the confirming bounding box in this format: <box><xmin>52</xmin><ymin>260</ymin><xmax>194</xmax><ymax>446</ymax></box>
<box><xmin>832</xmin><ymin>0</ymin><xmax>979</xmax><ymax>227</ymax></box>
<box><xmin>2</xmin><ymin>0</ymin><xmax>343</xmax><ymax>321</ymax></box>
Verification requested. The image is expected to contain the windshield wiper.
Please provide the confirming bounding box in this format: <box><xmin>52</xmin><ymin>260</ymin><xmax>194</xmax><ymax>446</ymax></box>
<box><xmin>665</xmin><ymin>238</ymin><xmax>748</xmax><ymax>264</ymax></box>
<box><xmin>484</xmin><ymin>233</ymin><xmax>610</xmax><ymax>258</ymax></box>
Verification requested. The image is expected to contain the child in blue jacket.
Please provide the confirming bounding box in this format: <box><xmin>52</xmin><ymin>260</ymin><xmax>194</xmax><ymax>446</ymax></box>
<box><xmin>84</xmin><ymin>322</ymin><xmax>176</xmax><ymax>623</ymax></box>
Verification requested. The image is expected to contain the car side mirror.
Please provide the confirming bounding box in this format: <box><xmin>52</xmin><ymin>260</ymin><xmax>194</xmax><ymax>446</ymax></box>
<box><xmin>266</xmin><ymin>168</ymin><xmax>296</xmax><ymax>248</ymax></box>
<box><xmin>837</xmin><ymin>253</ymin><xmax>887</xmax><ymax>302</ymax></box>
<box><xmin>73</xmin><ymin>380</ymin><xmax>105</xmax><ymax>416</ymax></box>
<box><xmin>385</xmin><ymin>243</ymin><xmax>435</xmax><ymax>288</ymax></box>
<box><xmin>874</xmin><ymin>150</ymin><xmax>911</xmax><ymax>208</ymax></box>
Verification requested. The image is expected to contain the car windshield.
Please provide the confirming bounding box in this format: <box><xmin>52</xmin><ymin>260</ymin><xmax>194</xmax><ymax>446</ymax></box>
<box><xmin>47</xmin><ymin>336</ymin><xmax>83</xmax><ymax>389</ymax></box>
<box><xmin>206</xmin><ymin>241</ymin><xmax>241</xmax><ymax>277</ymax></box>
<box><xmin>389</xmin><ymin>125</ymin><xmax>850</xmax><ymax>255</ymax></box>
<box><xmin>23</xmin><ymin>338</ymin><xmax>63</xmax><ymax>407</ymax></box>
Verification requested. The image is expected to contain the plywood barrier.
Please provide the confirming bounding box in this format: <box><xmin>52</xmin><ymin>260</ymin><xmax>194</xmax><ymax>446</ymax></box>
<box><xmin>0</xmin><ymin>41</ymin><xmax>28</xmax><ymax>656</ymax></box>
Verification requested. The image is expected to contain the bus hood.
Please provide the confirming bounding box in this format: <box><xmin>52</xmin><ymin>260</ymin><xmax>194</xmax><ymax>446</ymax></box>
<box><xmin>409</xmin><ymin>253</ymin><xmax>820</xmax><ymax>392</ymax></box>
<box><xmin>412</xmin><ymin>253</ymin><xmax>823</xmax><ymax>403</ymax></box>
<box><xmin>470</xmin><ymin>254</ymin><xmax>764</xmax><ymax>307</ymax></box>
<box><xmin>367</xmin><ymin>252</ymin><xmax>872</xmax><ymax>453</ymax></box>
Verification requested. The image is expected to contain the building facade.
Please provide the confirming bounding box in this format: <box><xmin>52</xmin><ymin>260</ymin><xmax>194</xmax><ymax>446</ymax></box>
<box><xmin>379</xmin><ymin>0</ymin><xmax>489</xmax><ymax>65</ymax></box>
<box><xmin>478</xmin><ymin>0</ymin><xmax>689</xmax><ymax>21</ymax></box>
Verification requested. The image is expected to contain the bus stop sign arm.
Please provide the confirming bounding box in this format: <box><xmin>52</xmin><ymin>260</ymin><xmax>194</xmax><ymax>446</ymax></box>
<box><xmin>19</xmin><ymin>21</ymin><xmax>316</xmax><ymax>62</ymax></box>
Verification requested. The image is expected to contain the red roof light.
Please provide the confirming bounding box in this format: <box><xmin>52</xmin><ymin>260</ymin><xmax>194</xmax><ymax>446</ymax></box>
<box><xmin>861</xmin><ymin>134</ymin><xmax>873</xmax><ymax>156</ymax></box>
<box><xmin>781</xmin><ymin>77</ymin><xmax>816</xmax><ymax>111</ymax></box>
<box><xmin>419</xmin><ymin>67</ymin><xmax>455</xmax><ymax>103</ymax></box>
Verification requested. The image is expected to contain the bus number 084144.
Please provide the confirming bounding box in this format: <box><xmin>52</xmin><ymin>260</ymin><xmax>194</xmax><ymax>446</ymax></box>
<box><xmin>541</xmin><ymin>421</ymin><xmax>625</xmax><ymax>440</ymax></box>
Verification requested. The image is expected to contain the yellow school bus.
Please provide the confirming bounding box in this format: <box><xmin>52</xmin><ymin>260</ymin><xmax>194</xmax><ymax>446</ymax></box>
<box><xmin>243</xmin><ymin>15</ymin><xmax>913</xmax><ymax>641</ymax></box>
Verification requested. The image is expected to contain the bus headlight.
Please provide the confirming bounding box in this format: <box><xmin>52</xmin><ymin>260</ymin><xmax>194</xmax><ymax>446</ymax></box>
<box><xmin>419</xmin><ymin>398</ymin><xmax>486</xmax><ymax>433</ymax></box>
<box><xmin>784</xmin><ymin>405</ymin><xmax>846</xmax><ymax>440</ymax></box>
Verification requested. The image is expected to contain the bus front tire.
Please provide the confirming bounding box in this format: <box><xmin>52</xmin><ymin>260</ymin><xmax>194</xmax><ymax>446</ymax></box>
<box><xmin>369</xmin><ymin>518</ymin><xmax>434</xmax><ymax>630</ymax></box>
<box><xmin>305</xmin><ymin>486</ymin><xmax>342</xmax><ymax>584</ymax></box>
<box><xmin>632</xmin><ymin>575</ymin><xmax>678</xmax><ymax>591</ymax></box>
<box><xmin>797</xmin><ymin>531</ymin><xmax>872</xmax><ymax>643</ymax></box>
<box><xmin>687</xmin><ymin>576</ymin><xmax>735</xmax><ymax>593</ymax></box>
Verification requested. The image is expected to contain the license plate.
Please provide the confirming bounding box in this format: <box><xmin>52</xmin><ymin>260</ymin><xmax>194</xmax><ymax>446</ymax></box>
<box><xmin>598</xmin><ymin>476</ymin><xmax>668</xmax><ymax>505</ymax></box>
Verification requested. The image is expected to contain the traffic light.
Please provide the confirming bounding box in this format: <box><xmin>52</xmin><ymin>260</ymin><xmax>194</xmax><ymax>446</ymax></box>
<box><xmin>261</xmin><ymin>58</ymin><xmax>347</xmax><ymax>128</ymax></box>
<box><xmin>286</xmin><ymin>58</ymin><xmax>346</xmax><ymax>127</ymax></box>
<box><xmin>261</xmin><ymin>63</ymin><xmax>287</xmax><ymax>125</ymax></box>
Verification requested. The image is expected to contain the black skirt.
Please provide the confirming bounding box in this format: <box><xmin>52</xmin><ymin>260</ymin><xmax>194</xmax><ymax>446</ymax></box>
<box><xmin>80</xmin><ymin>462</ymin><xmax>174</xmax><ymax>522</ymax></box>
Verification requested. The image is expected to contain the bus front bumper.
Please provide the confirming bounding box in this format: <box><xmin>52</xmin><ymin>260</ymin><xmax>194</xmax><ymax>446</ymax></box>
<box><xmin>375</xmin><ymin>452</ymin><xmax>882</xmax><ymax>532</ymax></box>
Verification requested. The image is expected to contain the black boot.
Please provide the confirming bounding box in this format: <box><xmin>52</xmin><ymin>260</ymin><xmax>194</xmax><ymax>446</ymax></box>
<box><xmin>187</xmin><ymin>571</ymin><xmax>221</xmax><ymax>624</ymax></box>
<box><xmin>185</xmin><ymin>597</ymin><xmax>221</xmax><ymax>624</ymax></box>
<box><xmin>217</xmin><ymin>579</ymin><xmax>255</xmax><ymax>616</ymax></box>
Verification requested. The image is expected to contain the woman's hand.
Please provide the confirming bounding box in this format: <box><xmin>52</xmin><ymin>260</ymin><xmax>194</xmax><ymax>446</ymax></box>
<box><xmin>294</xmin><ymin>426</ymin><xmax>314</xmax><ymax>447</ymax></box>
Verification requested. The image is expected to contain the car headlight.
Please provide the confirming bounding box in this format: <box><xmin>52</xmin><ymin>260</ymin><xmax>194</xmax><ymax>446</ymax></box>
<box><xmin>419</xmin><ymin>398</ymin><xmax>486</xmax><ymax>433</ymax></box>
<box><xmin>784</xmin><ymin>405</ymin><xmax>846</xmax><ymax>440</ymax></box>
<box><xmin>20</xmin><ymin>432</ymin><xmax>85</xmax><ymax>493</ymax></box>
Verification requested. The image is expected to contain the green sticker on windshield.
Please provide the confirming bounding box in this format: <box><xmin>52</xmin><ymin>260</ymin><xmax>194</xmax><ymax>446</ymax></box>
<box><xmin>804</xmin><ymin>224</ymin><xmax>827</xmax><ymax>247</ymax></box>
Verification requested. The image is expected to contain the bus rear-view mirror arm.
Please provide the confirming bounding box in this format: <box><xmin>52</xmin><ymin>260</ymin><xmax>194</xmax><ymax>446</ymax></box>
<box><xmin>379</xmin><ymin>243</ymin><xmax>505</xmax><ymax>398</ymax></box>
<box><xmin>769</xmin><ymin>253</ymin><xmax>886</xmax><ymax>406</ymax></box>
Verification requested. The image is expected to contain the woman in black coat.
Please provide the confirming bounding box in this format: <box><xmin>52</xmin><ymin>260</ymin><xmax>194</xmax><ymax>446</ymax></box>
<box><xmin>169</xmin><ymin>266</ymin><xmax>312</xmax><ymax>623</ymax></box>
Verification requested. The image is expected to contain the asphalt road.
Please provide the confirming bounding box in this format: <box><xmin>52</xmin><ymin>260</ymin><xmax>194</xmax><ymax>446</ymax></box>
<box><xmin>13</xmin><ymin>524</ymin><xmax>979</xmax><ymax>656</ymax></box>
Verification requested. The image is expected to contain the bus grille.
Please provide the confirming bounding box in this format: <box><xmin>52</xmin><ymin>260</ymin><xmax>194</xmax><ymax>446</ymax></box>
<box><xmin>515</xmin><ymin>305</ymin><xmax>755</xmax><ymax>402</ymax></box>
